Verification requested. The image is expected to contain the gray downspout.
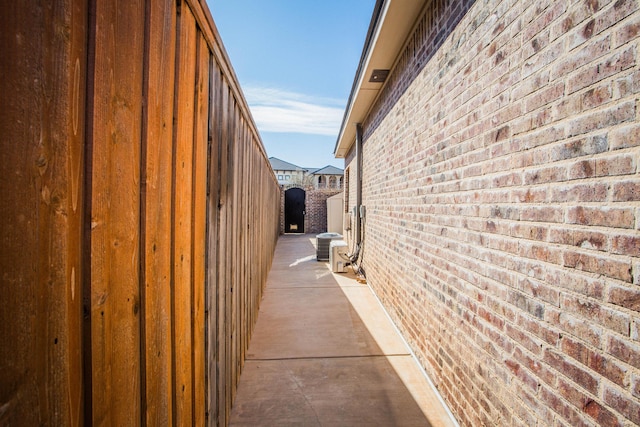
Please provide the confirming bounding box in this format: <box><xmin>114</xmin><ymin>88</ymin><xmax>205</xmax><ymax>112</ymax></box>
<box><xmin>355</xmin><ymin>123</ymin><xmax>363</xmax><ymax>247</ymax></box>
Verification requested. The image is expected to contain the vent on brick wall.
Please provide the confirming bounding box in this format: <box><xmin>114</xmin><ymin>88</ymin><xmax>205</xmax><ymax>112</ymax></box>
<box><xmin>369</xmin><ymin>69</ymin><xmax>389</xmax><ymax>83</ymax></box>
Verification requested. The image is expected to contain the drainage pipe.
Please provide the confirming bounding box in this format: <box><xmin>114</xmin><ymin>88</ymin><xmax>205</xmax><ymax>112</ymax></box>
<box><xmin>355</xmin><ymin>123</ymin><xmax>363</xmax><ymax>247</ymax></box>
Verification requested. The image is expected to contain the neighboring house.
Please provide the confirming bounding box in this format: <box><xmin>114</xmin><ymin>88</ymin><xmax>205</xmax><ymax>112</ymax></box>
<box><xmin>269</xmin><ymin>157</ymin><xmax>307</xmax><ymax>186</ymax></box>
<box><xmin>336</xmin><ymin>1</ymin><xmax>640</xmax><ymax>426</ymax></box>
<box><xmin>306</xmin><ymin>165</ymin><xmax>344</xmax><ymax>189</ymax></box>
<box><xmin>269</xmin><ymin>157</ymin><xmax>343</xmax><ymax>189</ymax></box>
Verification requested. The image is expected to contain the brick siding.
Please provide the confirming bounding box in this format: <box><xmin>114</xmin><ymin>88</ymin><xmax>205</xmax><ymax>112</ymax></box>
<box><xmin>305</xmin><ymin>189</ymin><xmax>343</xmax><ymax>234</ymax></box>
<box><xmin>347</xmin><ymin>0</ymin><xmax>640</xmax><ymax>425</ymax></box>
<box><xmin>279</xmin><ymin>186</ymin><xmax>342</xmax><ymax>235</ymax></box>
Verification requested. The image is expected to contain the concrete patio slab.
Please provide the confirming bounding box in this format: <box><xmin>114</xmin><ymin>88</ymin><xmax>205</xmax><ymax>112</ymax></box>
<box><xmin>229</xmin><ymin>234</ymin><xmax>457</xmax><ymax>427</ymax></box>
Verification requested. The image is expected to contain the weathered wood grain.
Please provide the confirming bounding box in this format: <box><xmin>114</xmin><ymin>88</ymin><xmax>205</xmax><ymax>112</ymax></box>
<box><xmin>0</xmin><ymin>1</ymin><xmax>87</xmax><ymax>425</ymax></box>
<box><xmin>87</xmin><ymin>0</ymin><xmax>145</xmax><ymax>424</ymax></box>
<box><xmin>141</xmin><ymin>0</ymin><xmax>176</xmax><ymax>423</ymax></box>
<box><xmin>206</xmin><ymin>60</ymin><xmax>223</xmax><ymax>425</ymax></box>
<box><xmin>192</xmin><ymin>30</ymin><xmax>210</xmax><ymax>427</ymax></box>
<box><xmin>3</xmin><ymin>0</ymin><xmax>280</xmax><ymax>425</ymax></box>
<box><xmin>172</xmin><ymin>3</ymin><xmax>197</xmax><ymax>424</ymax></box>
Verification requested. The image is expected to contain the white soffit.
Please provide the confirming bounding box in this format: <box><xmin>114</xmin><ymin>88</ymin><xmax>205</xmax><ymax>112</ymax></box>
<box><xmin>335</xmin><ymin>0</ymin><xmax>427</xmax><ymax>158</ymax></box>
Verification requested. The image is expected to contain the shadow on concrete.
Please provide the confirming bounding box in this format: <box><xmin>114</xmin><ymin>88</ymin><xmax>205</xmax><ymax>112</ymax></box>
<box><xmin>229</xmin><ymin>234</ymin><xmax>455</xmax><ymax>426</ymax></box>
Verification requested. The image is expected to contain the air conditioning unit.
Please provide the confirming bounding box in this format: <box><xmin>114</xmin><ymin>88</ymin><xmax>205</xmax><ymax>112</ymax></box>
<box><xmin>330</xmin><ymin>240</ymin><xmax>349</xmax><ymax>273</ymax></box>
<box><xmin>316</xmin><ymin>232</ymin><xmax>342</xmax><ymax>261</ymax></box>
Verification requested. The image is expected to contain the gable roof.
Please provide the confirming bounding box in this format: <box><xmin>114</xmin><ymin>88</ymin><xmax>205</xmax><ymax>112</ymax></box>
<box><xmin>311</xmin><ymin>165</ymin><xmax>344</xmax><ymax>175</ymax></box>
<box><xmin>334</xmin><ymin>0</ymin><xmax>427</xmax><ymax>158</ymax></box>
<box><xmin>269</xmin><ymin>157</ymin><xmax>343</xmax><ymax>175</ymax></box>
<box><xmin>269</xmin><ymin>157</ymin><xmax>303</xmax><ymax>171</ymax></box>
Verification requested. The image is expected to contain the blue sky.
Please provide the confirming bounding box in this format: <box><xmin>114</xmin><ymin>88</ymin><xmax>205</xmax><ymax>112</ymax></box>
<box><xmin>207</xmin><ymin>1</ymin><xmax>375</xmax><ymax>169</ymax></box>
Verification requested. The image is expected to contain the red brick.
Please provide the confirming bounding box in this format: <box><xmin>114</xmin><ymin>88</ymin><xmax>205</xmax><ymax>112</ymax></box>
<box><xmin>544</xmin><ymin>349</ymin><xmax>599</xmax><ymax>393</ymax></box>
<box><xmin>603</xmin><ymin>385</ymin><xmax>640</xmax><ymax>425</ymax></box>
<box><xmin>582</xmin><ymin>82</ymin><xmax>613</xmax><ymax>109</ymax></box>
<box><xmin>614</xmin><ymin>14</ymin><xmax>640</xmax><ymax>47</ymax></box>
<box><xmin>552</xmin><ymin>34</ymin><xmax>611</xmax><ymax>79</ymax></box>
<box><xmin>512</xmin><ymin>71</ymin><xmax>551</xmax><ymax>100</ymax></box>
<box><xmin>522</xmin><ymin>346</ymin><xmax>559</xmax><ymax>382</ymax></box>
<box><xmin>558</xmin><ymin>312</ymin><xmax>603</xmax><ymax>348</ymax></box>
<box><xmin>550</xmin><ymin>183</ymin><xmax>608</xmax><ymax>203</ymax></box>
<box><xmin>633</xmin><ymin>318</ymin><xmax>640</xmax><ymax>341</ymax></box>
<box><xmin>520</xmin><ymin>206</ymin><xmax>564</xmax><ymax>223</ymax></box>
<box><xmin>566</xmin><ymin>48</ymin><xmax>636</xmax><ymax>94</ymax></box>
<box><xmin>540</xmin><ymin>384</ymin><xmax>593</xmax><ymax>426</ymax></box>
<box><xmin>562</xmin><ymin>335</ymin><xmax>628</xmax><ymax>386</ymax></box>
<box><xmin>518</xmin><ymin>313</ymin><xmax>561</xmax><ymax>346</ymax></box>
<box><xmin>563</xmin><ymin>250</ymin><xmax>633</xmax><ymax>282</ymax></box>
<box><xmin>552</xmin><ymin>134</ymin><xmax>609</xmax><ymax>161</ymax></box>
<box><xmin>614</xmin><ymin>72</ymin><xmax>636</xmax><ymax>98</ymax></box>
<box><xmin>546</xmin><ymin>268</ymin><xmax>605</xmax><ymax>298</ymax></box>
<box><xmin>518</xmin><ymin>277</ymin><xmax>559</xmax><ymax>305</ymax></box>
<box><xmin>561</xmin><ymin>336</ymin><xmax>590</xmax><ymax>364</ymax></box>
<box><xmin>583</xmin><ymin>399</ymin><xmax>622</xmax><ymax>426</ymax></box>
<box><xmin>609</xmin><ymin>123</ymin><xmax>640</xmax><ymax>149</ymax></box>
<box><xmin>514</xmin><ymin>186</ymin><xmax>549</xmax><ymax>203</ymax></box>
<box><xmin>533</xmin><ymin>107</ymin><xmax>554</xmax><ymax>128</ymax></box>
<box><xmin>552</xmin><ymin>1</ymin><xmax>597</xmax><ymax>41</ymax></box>
<box><xmin>595</xmin><ymin>154</ymin><xmax>636</xmax><ymax>176</ymax></box>
<box><xmin>599</xmin><ymin>0</ymin><xmax>640</xmax><ymax>39</ymax></box>
<box><xmin>507</xmin><ymin>357</ymin><xmax>542</xmax><ymax>392</ymax></box>
<box><xmin>632</xmin><ymin>375</ymin><xmax>640</xmax><ymax>398</ymax></box>
<box><xmin>515</xmin><ymin>381</ymin><xmax>555</xmax><ymax>424</ymax></box>
<box><xmin>561</xmin><ymin>294</ymin><xmax>630</xmax><ymax>334</ymax></box>
<box><xmin>523</xmin><ymin>1</ymin><xmax>568</xmax><ymax>41</ymax></box>
<box><xmin>525</xmin><ymin>82</ymin><xmax>565</xmax><ymax>112</ymax></box>
<box><xmin>549</xmin><ymin>227</ymin><xmax>575</xmax><ymax>246</ymax></box>
<box><xmin>556</xmin><ymin>376</ymin><xmax>590</xmax><ymax>409</ymax></box>
<box><xmin>566</xmin><ymin>206</ymin><xmax>635</xmax><ymax>228</ymax></box>
<box><xmin>568</xmin><ymin>100</ymin><xmax>636</xmax><ymax>136</ymax></box>
<box><xmin>612</xmin><ymin>180</ymin><xmax>640</xmax><ymax>202</ymax></box>
<box><xmin>505</xmin><ymin>324</ymin><xmax>536</xmax><ymax>358</ymax></box>
<box><xmin>567</xmin><ymin>160</ymin><xmax>596</xmax><ymax>179</ymax></box>
<box><xmin>524</xmin><ymin>166</ymin><xmax>566</xmax><ymax>184</ymax></box>
<box><xmin>572</xmin><ymin>229</ymin><xmax>608</xmax><ymax>251</ymax></box>
<box><xmin>608</xmin><ymin>334</ymin><xmax>640</xmax><ymax>369</ymax></box>
<box><xmin>523</xmin><ymin>40</ymin><xmax>565</xmax><ymax>78</ymax></box>
<box><xmin>611</xmin><ymin>234</ymin><xmax>640</xmax><ymax>257</ymax></box>
<box><xmin>589</xmin><ymin>352</ymin><xmax>629</xmax><ymax>388</ymax></box>
<box><xmin>551</xmin><ymin>95</ymin><xmax>583</xmax><ymax>122</ymax></box>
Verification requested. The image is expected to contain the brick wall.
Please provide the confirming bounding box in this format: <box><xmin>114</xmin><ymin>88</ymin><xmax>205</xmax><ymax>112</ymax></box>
<box><xmin>279</xmin><ymin>186</ymin><xmax>342</xmax><ymax>234</ymax></box>
<box><xmin>306</xmin><ymin>189</ymin><xmax>343</xmax><ymax>234</ymax></box>
<box><xmin>348</xmin><ymin>0</ymin><xmax>640</xmax><ymax>425</ymax></box>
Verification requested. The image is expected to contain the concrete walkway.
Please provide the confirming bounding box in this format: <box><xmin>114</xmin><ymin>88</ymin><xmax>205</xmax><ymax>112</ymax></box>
<box><xmin>229</xmin><ymin>234</ymin><xmax>457</xmax><ymax>427</ymax></box>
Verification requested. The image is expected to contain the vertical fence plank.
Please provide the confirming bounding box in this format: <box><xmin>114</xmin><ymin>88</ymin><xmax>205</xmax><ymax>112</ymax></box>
<box><xmin>0</xmin><ymin>1</ymin><xmax>87</xmax><ymax>425</ymax></box>
<box><xmin>217</xmin><ymin>80</ymin><xmax>231</xmax><ymax>426</ymax></box>
<box><xmin>172</xmin><ymin>2</ymin><xmax>197</xmax><ymax>424</ymax></box>
<box><xmin>225</xmin><ymin>94</ymin><xmax>237</xmax><ymax>420</ymax></box>
<box><xmin>141</xmin><ymin>0</ymin><xmax>176</xmax><ymax>423</ymax></box>
<box><xmin>192</xmin><ymin>31</ymin><xmax>210</xmax><ymax>427</ymax></box>
<box><xmin>206</xmin><ymin>60</ymin><xmax>222</xmax><ymax>425</ymax></box>
<box><xmin>66</xmin><ymin>3</ymin><xmax>88</xmax><ymax>424</ymax></box>
<box><xmin>88</xmin><ymin>0</ymin><xmax>145</xmax><ymax>424</ymax></box>
<box><xmin>231</xmin><ymin>112</ymin><xmax>240</xmax><ymax>398</ymax></box>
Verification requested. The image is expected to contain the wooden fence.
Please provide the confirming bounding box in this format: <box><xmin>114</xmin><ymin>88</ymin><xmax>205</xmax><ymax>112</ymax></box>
<box><xmin>0</xmin><ymin>0</ymin><xmax>280</xmax><ymax>425</ymax></box>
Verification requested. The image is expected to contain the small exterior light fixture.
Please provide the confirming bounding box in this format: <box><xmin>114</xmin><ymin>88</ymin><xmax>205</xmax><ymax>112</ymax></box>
<box><xmin>369</xmin><ymin>69</ymin><xmax>389</xmax><ymax>83</ymax></box>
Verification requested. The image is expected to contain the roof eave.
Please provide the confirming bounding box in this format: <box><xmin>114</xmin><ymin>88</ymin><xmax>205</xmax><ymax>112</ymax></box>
<box><xmin>334</xmin><ymin>0</ymin><xmax>427</xmax><ymax>159</ymax></box>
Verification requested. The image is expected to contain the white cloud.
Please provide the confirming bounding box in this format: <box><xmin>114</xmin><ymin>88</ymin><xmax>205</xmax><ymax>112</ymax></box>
<box><xmin>243</xmin><ymin>86</ymin><xmax>344</xmax><ymax>136</ymax></box>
